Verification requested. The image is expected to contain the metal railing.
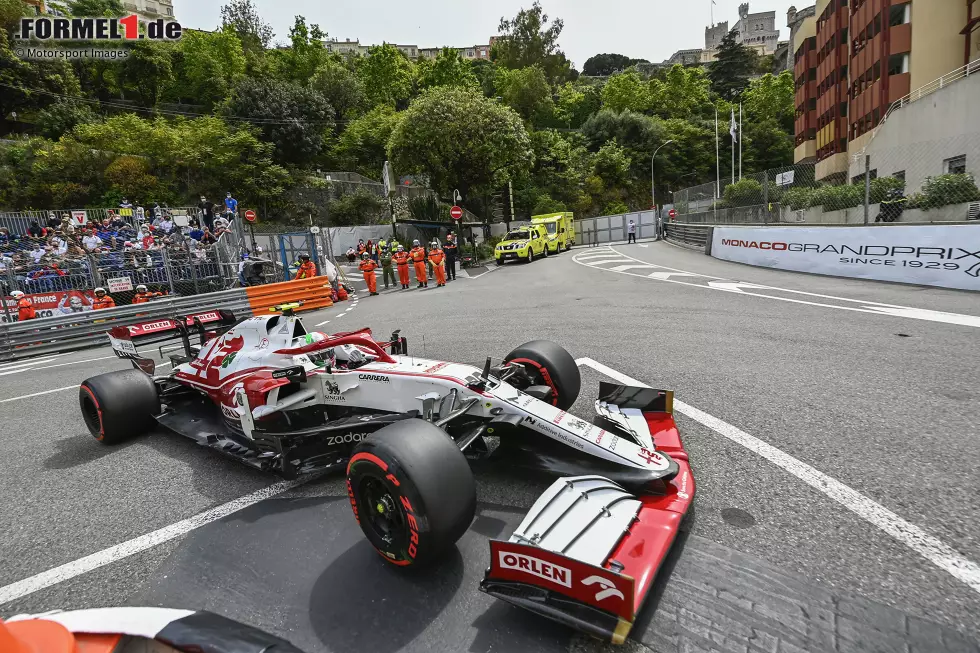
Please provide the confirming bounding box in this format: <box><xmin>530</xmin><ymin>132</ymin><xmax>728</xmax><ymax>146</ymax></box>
<box><xmin>0</xmin><ymin>288</ymin><xmax>251</xmax><ymax>361</ymax></box>
<box><xmin>871</xmin><ymin>59</ymin><xmax>980</xmax><ymax>143</ymax></box>
<box><xmin>664</xmin><ymin>223</ymin><xmax>711</xmax><ymax>250</ymax></box>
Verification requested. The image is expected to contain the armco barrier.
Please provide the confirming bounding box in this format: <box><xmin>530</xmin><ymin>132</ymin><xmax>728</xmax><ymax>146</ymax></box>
<box><xmin>664</xmin><ymin>223</ymin><xmax>713</xmax><ymax>253</ymax></box>
<box><xmin>0</xmin><ymin>277</ymin><xmax>335</xmax><ymax>361</ymax></box>
<box><xmin>245</xmin><ymin>277</ymin><xmax>334</xmax><ymax>315</ymax></box>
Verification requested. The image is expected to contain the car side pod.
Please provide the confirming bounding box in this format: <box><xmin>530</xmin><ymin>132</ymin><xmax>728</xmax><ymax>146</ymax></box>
<box><xmin>480</xmin><ymin>409</ymin><xmax>694</xmax><ymax>645</ymax></box>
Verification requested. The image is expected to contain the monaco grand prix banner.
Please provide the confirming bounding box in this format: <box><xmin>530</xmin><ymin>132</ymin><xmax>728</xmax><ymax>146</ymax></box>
<box><xmin>711</xmin><ymin>225</ymin><xmax>980</xmax><ymax>291</ymax></box>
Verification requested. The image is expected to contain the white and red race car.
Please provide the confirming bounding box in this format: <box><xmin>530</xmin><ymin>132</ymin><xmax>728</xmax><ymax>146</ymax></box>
<box><xmin>79</xmin><ymin>306</ymin><xmax>694</xmax><ymax>644</ymax></box>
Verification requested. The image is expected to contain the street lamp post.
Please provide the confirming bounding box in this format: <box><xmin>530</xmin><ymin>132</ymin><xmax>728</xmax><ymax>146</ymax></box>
<box><xmin>652</xmin><ymin>140</ymin><xmax>675</xmax><ymax>235</ymax></box>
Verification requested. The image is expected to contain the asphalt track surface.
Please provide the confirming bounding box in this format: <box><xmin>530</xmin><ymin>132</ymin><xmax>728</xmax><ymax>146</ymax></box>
<box><xmin>2</xmin><ymin>241</ymin><xmax>980</xmax><ymax>653</ymax></box>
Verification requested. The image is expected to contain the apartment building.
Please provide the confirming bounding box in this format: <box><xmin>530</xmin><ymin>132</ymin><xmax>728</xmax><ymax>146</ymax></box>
<box><xmin>325</xmin><ymin>39</ymin><xmax>490</xmax><ymax>61</ymax></box>
<box><xmin>703</xmin><ymin>3</ymin><xmax>781</xmax><ymax>62</ymax></box>
<box><xmin>795</xmin><ymin>0</ymin><xmax>980</xmax><ymax>181</ymax></box>
<box><xmin>122</xmin><ymin>0</ymin><xmax>175</xmax><ymax>22</ymax></box>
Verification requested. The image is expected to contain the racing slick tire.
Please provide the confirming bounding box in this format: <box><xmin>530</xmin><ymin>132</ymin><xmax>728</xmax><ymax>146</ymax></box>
<box><xmin>79</xmin><ymin>370</ymin><xmax>160</xmax><ymax>445</ymax></box>
<box><xmin>347</xmin><ymin>419</ymin><xmax>476</xmax><ymax>567</ymax></box>
<box><xmin>505</xmin><ymin>340</ymin><xmax>581</xmax><ymax>411</ymax></box>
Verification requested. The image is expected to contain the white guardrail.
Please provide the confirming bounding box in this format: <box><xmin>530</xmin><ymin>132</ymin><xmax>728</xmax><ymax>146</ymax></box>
<box><xmin>0</xmin><ymin>289</ymin><xmax>251</xmax><ymax>361</ymax></box>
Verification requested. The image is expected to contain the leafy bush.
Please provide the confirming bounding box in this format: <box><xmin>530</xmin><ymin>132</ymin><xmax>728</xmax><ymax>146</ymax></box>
<box><xmin>869</xmin><ymin>176</ymin><xmax>905</xmax><ymax>204</ymax></box>
<box><xmin>532</xmin><ymin>194</ymin><xmax>567</xmax><ymax>215</ymax></box>
<box><xmin>603</xmin><ymin>200</ymin><xmax>629</xmax><ymax>215</ymax></box>
<box><xmin>781</xmin><ymin>186</ymin><xmax>814</xmax><ymax>210</ymax></box>
<box><xmin>723</xmin><ymin>178</ymin><xmax>764</xmax><ymax>207</ymax></box>
<box><xmin>327</xmin><ymin>188</ymin><xmax>386</xmax><ymax>226</ymax></box>
<box><xmin>407</xmin><ymin>195</ymin><xmax>450</xmax><ymax>222</ymax></box>
<box><xmin>917</xmin><ymin>174</ymin><xmax>980</xmax><ymax>209</ymax></box>
<box><xmin>811</xmin><ymin>184</ymin><xmax>863</xmax><ymax>211</ymax></box>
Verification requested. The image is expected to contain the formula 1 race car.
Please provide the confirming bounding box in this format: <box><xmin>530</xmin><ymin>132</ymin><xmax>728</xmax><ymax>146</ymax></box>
<box><xmin>79</xmin><ymin>305</ymin><xmax>694</xmax><ymax>644</ymax></box>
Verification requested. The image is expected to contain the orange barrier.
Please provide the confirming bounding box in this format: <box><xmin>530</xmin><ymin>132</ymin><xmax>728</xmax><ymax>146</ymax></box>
<box><xmin>245</xmin><ymin>277</ymin><xmax>334</xmax><ymax>315</ymax></box>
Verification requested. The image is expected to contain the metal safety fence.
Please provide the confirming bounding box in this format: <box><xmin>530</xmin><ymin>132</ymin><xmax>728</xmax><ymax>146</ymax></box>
<box><xmin>0</xmin><ymin>288</ymin><xmax>251</xmax><ymax>361</ymax></box>
<box><xmin>573</xmin><ymin>210</ymin><xmax>658</xmax><ymax>245</ymax></box>
<box><xmin>664</xmin><ymin>223</ymin><xmax>711</xmax><ymax>252</ymax></box>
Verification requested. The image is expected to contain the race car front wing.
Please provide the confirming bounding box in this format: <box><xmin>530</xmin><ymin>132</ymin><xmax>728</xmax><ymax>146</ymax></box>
<box><xmin>480</xmin><ymin>405</ymin><xmax>694</xmax><ymax>645</ymax></box>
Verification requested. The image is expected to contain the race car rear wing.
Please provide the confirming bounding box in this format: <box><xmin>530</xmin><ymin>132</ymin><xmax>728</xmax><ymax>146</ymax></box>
<box><xmin>480</xmin><ymin>386</ymin><xmax>694</xmax><ymax>645</ymax></box>
<box><xmin>107</xmin><ymin>310</ymin><xmax>239</xmax><ymax>374</ymax></box>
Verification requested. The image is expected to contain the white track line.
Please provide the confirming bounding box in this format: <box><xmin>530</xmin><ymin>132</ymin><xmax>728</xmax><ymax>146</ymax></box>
<box><xmin>575</xmin><ymin>357</ymin><xmax>980</xmax><ymax>595</ymax></box>
<box><xmin>0</xmin><ymin>477</ymin><xmax>313</xmax><ymax>606</ymax></box>
<box><xmin>572</xmin><ymin>247</ymin><xmax>980</xmax><ymax>329</ymax></box>
<box><xmin>0</xmin><ymin>385</ymin><xmax>78</xmax><ymax>403</ymax></box>
<box><xmin>315</xmin><ymin>320</ymin><xmax>331</xmax><ymax>327</ymax></box>
<box><xmin>0</xmin><ymin>355</ymin><xmax>117</xmax><ymax>377</ymax></box>
<box><xmin>0</xmin><ymin>355</ymin><xmax>62</xmax><ymax>371</ymax></box>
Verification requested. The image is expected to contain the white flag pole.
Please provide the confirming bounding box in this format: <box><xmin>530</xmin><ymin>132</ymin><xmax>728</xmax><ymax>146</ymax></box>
<box><xmin>715</xmin><ymin>106</ymin><xmax>721</xmax><ymax>200</ymax></box>
<box><xmin>739</xmin><ymin>103</ymin><xmax>743</xmax><ymax>181</ymax></box>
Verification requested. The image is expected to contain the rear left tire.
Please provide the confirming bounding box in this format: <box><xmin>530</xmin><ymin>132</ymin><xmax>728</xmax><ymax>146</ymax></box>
<box><xmin>347</xmin><ymin>419</ymin><xmax>476</xmax><ymax>567</ymax></box>
<box><xmin>80</xmin><ymin>369</ymin><xmax>160</xmax><ymax>445</ymax></box>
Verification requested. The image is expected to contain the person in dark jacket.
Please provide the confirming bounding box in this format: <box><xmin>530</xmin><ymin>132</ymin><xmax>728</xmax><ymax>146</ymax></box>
<box><xmin>443</xmin><ymin>233</ymin><xmax>458</xmax><ymax>281</ymax></box>
<box><xmin>198</xmin><ymin>196</ymin><xmax>214</xmax><ymax>231</ymax></box>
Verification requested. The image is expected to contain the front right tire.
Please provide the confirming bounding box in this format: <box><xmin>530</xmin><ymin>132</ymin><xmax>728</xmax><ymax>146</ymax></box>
<box><xmin>80</xmin><ymin>369</ymin><xmax>160</xmax><ymax>445</ymax></box>
<box><xmin>505</xmin><ymin>340</ymin><xmax>581</xmax><ymax>410</ymax></box>
<box><xmin>347</xmin><ymin>419</ymin><xmax>476</xmax><ymax>567</ymax></box>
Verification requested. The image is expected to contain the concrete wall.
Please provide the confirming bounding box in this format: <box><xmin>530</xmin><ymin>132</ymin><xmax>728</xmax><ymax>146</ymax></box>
<box><xmin>780</xmin><ymin>202</ymin><xmax>977</xmax><ymax>224</ymax></box>
<box><xmin>846</xmin><ymin>71</ymin><xmax>980</xmax><ymax>193</ymax></box>
<box><xmin>910</xmin><ymin>0</ymin><xmax>969</xmax><ymax>91</ymax></box>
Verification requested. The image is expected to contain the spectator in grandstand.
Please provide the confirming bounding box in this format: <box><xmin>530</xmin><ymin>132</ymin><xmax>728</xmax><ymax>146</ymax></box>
<box><xmin>48</xmin><ymin>235</ymin><xmax>68</xmax><ymax>256</ymax></box>
<box><xmin>120</xmin><ymin>198</ymin><xmax>133</xmax><ymax>211</ymax></box>
<box><xmin>200</xmin><ymin>227</ymin><xmax>216</xmax><ymax>246</ymax></box>
<box><xmin>27</xmin><ymin>221</ymin><xmax>44</xmax><ymax>238</ymax></box>
<box><xmin>224</xmin><ymin>192</ymin><xmax>238</xmax><ymax>217</ymax></box>
<box><xmin>46</xmin><ymin>212</ymin><xmax>60</xmax><ymax>230</ymax></box>
<box><xmin>157</xmin><ymin>213</ymin><xmax>174</xmax><ymax>234</ymax></box>
<box><xmin>187</xmin><ymin>221</ymin><xmax>204</xmax><ymax>241</ymax></box>
<box><xmin>139</xmin><ymin>225</ymin><xmax>156</xmax><ymax>250</ymax></box>
<box><xmin>28</xmin><ymin>241</ymin><xmax>46</xmax><ymax>264</ymax></box>
<box><xmin>212</xmin><ymin>217</ymin><xmax>230</xmax><ymax>237</ymax></box>
<box><xmin>198</xmin><ymin>195</ymin><xmax>214</xmax><ymax>231</ymax></box>
<box><xmin>135</xmin><ymin>202</ymin><xmax>145</xmax><ymax>222</ymax></box>
<box><xmin>92</xmin><ymin>287</ymin><xmax>115</xmax><ymax>310</ymax></box>
<box><xmin>59</xmin><ymin>215</ymin><xmax>76</xmax><ymax>238</ymax></box>
<box><xmin>0</xmin><ymin>227</ymin><xmax>12</xmax><ymax>245</ymax></box>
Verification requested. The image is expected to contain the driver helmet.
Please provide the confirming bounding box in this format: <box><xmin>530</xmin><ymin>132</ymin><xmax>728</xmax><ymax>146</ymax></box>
<box><xmin>11</xmin><ymin>290</ymin><xmax>24</xmax><ymax>299</ymax></box>
<box><xmin>303</xmin><ymin>331</ymin><xmax>329</xmax><ymax>345</ymax></box>
<box><xmin>136</xmin><ymin>284</ymin><xmax>147</xmax><ymax>293</ymax></box>
<box><xmin>94</xmin><ymin>287</ymin><xmax>106</xmax><ymax>297</ymax></box>
<box><xmin>412</xmin><ymin>239</ymin><xmax>420</xmax><ymax>246</ymax></box>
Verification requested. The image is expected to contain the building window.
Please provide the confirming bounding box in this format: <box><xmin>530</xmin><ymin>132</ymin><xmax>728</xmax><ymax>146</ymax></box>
<box><xmin>166</xmin><ymin>6</ymin><xmax>172</xmax><ymax>15</ymax></box>
<box><xmin>809</xmin><ymin>98</ymin><xmax>817</xmax><ymax>110</ymax></box>
<box><xmin>945</xmin><ymin>155</ymin><xmax>967</xmax><ymax>175</ymax></box>
<box><xmin>889</xmin><ymin>3</ymin><xmax>911</xmax><ymax>27</ymax></box>
<box><xmin>888</xmin><ymin>53</ymin><xmax>909</xmax><ymax>76</ymax></box>
<box><xmin>893</xmin><ymin>171</ymin><xmax>906</xmax><ymax>181</ymax></box>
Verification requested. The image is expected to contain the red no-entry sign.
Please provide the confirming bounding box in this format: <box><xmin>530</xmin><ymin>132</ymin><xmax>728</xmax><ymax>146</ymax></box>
<box><xmin>244</xmin><ymin>209</ymin><xmax>257</xmax><ymax>222</ymax></box>
<box><xmin>450</xmin><ymin>205</ymin><xmax>463</xmax><ymax>221</ymax></box>
<box><xmin>668</xmin><ymin>209</ymin><xmax>677</xmax><ymax>218</ymax></box>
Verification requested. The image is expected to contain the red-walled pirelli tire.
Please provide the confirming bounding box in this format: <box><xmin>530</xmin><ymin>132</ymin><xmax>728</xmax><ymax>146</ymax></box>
<box><xmin>505</xmin><ymin>340</ymin><xmax>581</xmax><ymax>411</ymax></box>
<box><xmin>346</xmin><ymin>419</ymin><xmax>476</xmax><ymax>567</ymax></box>
<box><xmin>79</xmin><ymin>369</ymin><xmax>160</xmax><ymax>445</ymax></box>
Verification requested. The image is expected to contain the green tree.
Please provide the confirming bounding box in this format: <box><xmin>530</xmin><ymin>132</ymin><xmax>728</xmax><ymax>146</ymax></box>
<box><xmin>359</xmin><ymin>43</ymin><xmax>414</xmax><ymax>108</ymax></box>
<box><xmin>415</xmin><ymin>47</ymin><xmax>478</xmax><ymax>91</ymax></box>
<box><xmin>708</xmin><ymin>29</ymin><xmax>757</xmax><ymax>100</ymax></box>
<box><xmin>388</xmin><ymin>86</ymin><xmax>533</xmax><ymax>203</ymax></box>
<box><xmin>492</xmin><ymin>2</ymin><xmax>571</xmax><ymax>84</ymax></box>
<box><xmin>741</xmin><ymin>119</ymin><xmax>794</xmax><ymax>172</ymax></box>
<box><xmin>532</xmin><ymin>195</ymin><xmax>567</xmax><ymax>214</ymax></box>
<box><xmin>220</xmin><ymin>0</ymin><xmax>274</xmax><ymax>52</ymax></box>
<box><xmin>496</xmin><ymin>65</ymin><xmax>553</xmax><ymax>125</ymax></box>
<box><xmin>333</xmin><ymin>106</ymin><xmax>403</xmax><ymax>177</ymax></box>
<box><xmin>276</xmin><ymin>15</ymin><xmax>329</xmax><ymax>83</ymax></box>
<box><xmin>66</xmin><ymin>0</ymin><xmax>123</xmax><ymax>16</ymax></box>
<box><xmin>470</xmin><ymin>58</ymin><xmax>497</xmax><ymax>97</ymax></box>
<box><xmin>592</xmin><ymin>142</ymin><xmax>631</xmax><ymax>187</ymax></box>
<box><xmin>327</xmin><ymin>188</ymin><xmax>386</xmax><ymax>225</ymax></box>
<box><xmin>226</xmin><ymin>78</ymin><xmax>335</xmax><ymax>166</ymax></box>
<box><xmin>659</xmin><ymin>118</ymin><xmax>717</xmax><ymax>203</ymax></box>
<box><xmin>118</xmin><ymin>40</ymin><xmax>174</xmax><ymax>107</ymax></box>
<box><xmin>649</xmin><ymin>65</ymin><xmax>712</xmax><ymax>120</ymax></box>
<box><xmin>742</xmin><ymin>71</ymin><xmax>795</xmax><ymax>132</ymax></box>
<box><xmin>35</xmin><ymin>99</ymin><xmax>99</xmax><ymax>140</ymax></box>
<box><xmin>310</xmin><ymin>59</ymin><xmax>365</xmax><ymax>124</ymax></box>
<box><xmin>601</xmin><ymin>70</ymin><xmax>652</xmax><ymax>113</ymax></box>
<box><xmin>554</xmin><ymin>82</ymin><xmax>600</xmax><ymax>128</ymax></box>
<box><xmin>582</xmin><ymin>53</ymin><xmax>648</xmax><ymax>77</ymax></box>
<box><xmin>0</xmin><ymin>30</ymin><xmax>81</xmax><ymax>121</ymax></box>
<box><xmin>175</xmin><ymin>26</ymin><xmax>246</xmax><ymax>109</ymax></box>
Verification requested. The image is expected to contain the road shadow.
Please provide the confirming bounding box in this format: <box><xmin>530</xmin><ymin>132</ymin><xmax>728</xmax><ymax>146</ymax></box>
<box><xmin>307</xmin><ymin>542</ymin><xmax>465</xmax><ymax>653</ymax></box>
<box><xmin>44</xmin><ymin>432</ymin><xmax>137</xmax><ymax>470</ymax></box>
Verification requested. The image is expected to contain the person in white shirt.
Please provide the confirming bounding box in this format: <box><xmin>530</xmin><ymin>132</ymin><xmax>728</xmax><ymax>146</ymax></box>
<box><xmin>30</xmin><ymin>244</ymin><xmax>46</xmax><ymax>263</ymax></box>
<box><xmin>83</xmin><ymin>232</ymin><xmax>103</xmax><ymax>252</ymax></box>
<box><xmin>157</xmin><ymin>216</ymin><xmax>174</xmax><ymax>233</ymax></box>
<box><xmin>49</xmin><ymin>236</ymin><xmax>68</xmax><ymax>256</ymax></box>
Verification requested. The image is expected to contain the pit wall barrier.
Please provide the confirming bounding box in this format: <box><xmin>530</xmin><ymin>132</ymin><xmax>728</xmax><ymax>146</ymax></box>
<box><xmin>708</xmin><ymin>224</ymin><xmax>980</xmax><ymax>291</ymax></box>
<box><xmin>1</xmin><ymin>277</ymin><xmax>337</xmax><ymax>361</ymax></box>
